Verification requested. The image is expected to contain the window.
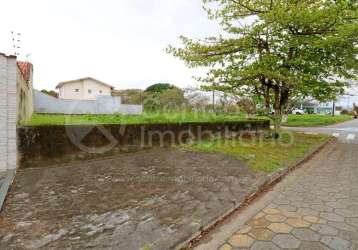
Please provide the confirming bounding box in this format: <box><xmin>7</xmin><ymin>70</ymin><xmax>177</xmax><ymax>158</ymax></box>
<box><xmin>88</xmin><ymin>89</ymin><xmax>92</xmax><ymax>94</ymax></box>
<box><xmin>74</xmin><ymin>89</ymin><xmax>79</xmax><ymax>92</ymax></box>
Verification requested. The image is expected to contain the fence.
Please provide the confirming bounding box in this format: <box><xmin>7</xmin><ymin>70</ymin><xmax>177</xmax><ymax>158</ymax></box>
<box><xmin>34</xmin><ymin>90</ymin><xmax>143</xmax><ymax>115</ymax></box>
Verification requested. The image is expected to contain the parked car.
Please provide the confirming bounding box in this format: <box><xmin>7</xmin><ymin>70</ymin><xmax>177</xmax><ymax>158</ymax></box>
<box><xmin>291</xmin><ymin>108</ymin><xmax>305</xmax><ymax>115</ymax></box>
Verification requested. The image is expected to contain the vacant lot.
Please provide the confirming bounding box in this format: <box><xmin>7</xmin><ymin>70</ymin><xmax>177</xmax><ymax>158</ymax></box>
<box><xmin>182</xmin><ymin>132</ymin><xmax>330</xmax><ymax>172</ymax></box>
<box><xmin>23</xmin><ymin>112</ymin><xmax>255</xmax><ymax>126</ymax></box>
<box><xmin>284</xmin><ymin>114</ymin><xmax>352</xmax><ymax>127</ymax></box>
<box><xmin>0</xmin><ymin>133</ymin><xmax>330</xmax><ymax>250</ymax></box>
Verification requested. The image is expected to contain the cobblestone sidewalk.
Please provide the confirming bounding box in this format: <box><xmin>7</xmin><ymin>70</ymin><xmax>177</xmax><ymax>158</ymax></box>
<box><xmin>203</xmin><ymin>143</ymin><xmax>358</xmax><ymax>250</ymax></box>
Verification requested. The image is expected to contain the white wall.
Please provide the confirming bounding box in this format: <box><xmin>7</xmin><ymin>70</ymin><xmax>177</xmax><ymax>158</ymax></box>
<box><xmin>0</xmin><ymin>53</ymin><xmax>17</xmax><ymax>171</ymax></box>
<box><xmin>83</xmin><ymin>78</ymin><xmax>112</xmax><ymax>100</ymax></box>
<box><xmin>34</xmin><ymin>90</ymin><xmax>143</xmax><ymax>115</ymax></box>
<box><xmin>58</xmin><ymin>79</ymin><xmax>112</xmax><ymax>100</ymax></box>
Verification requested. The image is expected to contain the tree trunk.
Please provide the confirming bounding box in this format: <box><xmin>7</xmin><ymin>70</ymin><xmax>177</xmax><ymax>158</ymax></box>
<box><xmin>272</xmin><ymin>88</ymin><xmax>282</xmax><ymax>139</ymax></box>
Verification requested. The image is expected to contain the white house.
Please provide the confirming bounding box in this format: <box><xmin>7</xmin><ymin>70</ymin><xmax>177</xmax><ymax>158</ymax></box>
<box><xmin>56</xmin><ymin>77</ymin><xmax>114</xmax><ymax>100</ymax></box>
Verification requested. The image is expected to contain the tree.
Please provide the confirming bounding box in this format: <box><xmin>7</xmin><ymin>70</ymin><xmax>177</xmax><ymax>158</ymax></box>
<box><xmin>145</xmin><ymin>83</ymin><xmax>173</xmax><ymax>93</ymax></box>
<box><xmin>168</xmin><ymin>0</ymin><xmax>358</xmax><ymax>137</ymax></box>
<box><xmin>41</xmin><ymin>89</ymin><xmax>58</xmax><ymax>98</ymax></box>
<box><xmin>143</xmin><ymin>85</ymin><xmax>187</xmax><ymax>112</ymax></box>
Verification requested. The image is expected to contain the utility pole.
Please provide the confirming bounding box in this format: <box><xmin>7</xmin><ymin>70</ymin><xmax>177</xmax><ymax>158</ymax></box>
<box><xmin>332</xmin><ymin>101</ymin><xmax>335</xmax><ymax>117</ymax></box>
<box><xmin>212</xmin><ymin>89</ymin><xmax>215</xmax><ymax>113</ymax></box>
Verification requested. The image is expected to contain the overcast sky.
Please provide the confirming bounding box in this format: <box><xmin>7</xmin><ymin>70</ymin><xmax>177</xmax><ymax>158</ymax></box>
<box><xmin>0</xmin><ymin>0</ymin><xmax>221</xmax><ymax>90</ymax></box>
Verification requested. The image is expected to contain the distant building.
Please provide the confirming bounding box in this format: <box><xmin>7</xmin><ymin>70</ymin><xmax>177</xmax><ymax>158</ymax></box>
<box><xmin>56</xmin><ymin>77</ymin><xmax>114</xmax><ymax>100</ymax></box>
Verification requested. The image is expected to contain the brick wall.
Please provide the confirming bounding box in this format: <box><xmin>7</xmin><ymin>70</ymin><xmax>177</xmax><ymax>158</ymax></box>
<box><xmin>0</xmin><ymin>53</ymin><xmax>17</xmax><ymax>171</ymax></box>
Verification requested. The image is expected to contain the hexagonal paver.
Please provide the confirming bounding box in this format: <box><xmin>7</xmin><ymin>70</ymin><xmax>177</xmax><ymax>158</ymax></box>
<box><xmin>218</xmin><ymin>244</ymin><xmax>232</xmax><ymax>250</ymax></box>
<box><xmin>247</xmin><ymin>217</ymin><xmax>270</xmax><ymax>228</ymax></box>
<box><xmin>277</xmin><ymin>204</ymin><xmax>297</xmax><ymax>212</ymax></box>
<box><xmin>281</xmin><ymin>210</ymin><xmax>301</xmax><ymax>219</ymax></box>
<box><xmin>311</xmin><ymin>204</ymin><xmax>333</xmax><ymax>212</ymax></box>
<box><xmin>272</xmin><ymin>234</ymin><xmax>301</xmax><ymax>249</ymax></box>
<box><xmin>263</xmin><ymin>208</ymin><xmax>281</xmax><ymax>214</ymax></box>
<box><xmin>251</xmin><ymin>241</ymin><xmax>281</xmax><ymax>250</ymax></box>
<box><xmin>286</xmin><ymin>218</ymin><xmax>311</xmax><ymax>228</ymax></box>
<box><xmin>303</xmin><ymin>216</ymin><xmax>320</xmax><ymax>223</ymax></box>
<box><xmin>346</xmin><ymin>217</ymin><xmax>358</xmax><ymax>227</ymax></box>
<box><xmin>265</xmin><ymin>214</ymin><xmax>287</xmax><ymax>223</ymax></box>
<box><xmin>320</xmin><ymin>236</ymin><xmax>351</xmax><ymax>250</ymax></box>
<box><xmin>236</xmin><ymin>225</ymin><xmax>251</xmax><ymax>234</ymax></box>
<box><xmin>320</xmin><ymin>213</ymin><xmax>345</xmax><ymax>222</ymax></box>
<box><xmin>311</xmin><ymin>224</ymin><xmax>338</xmax><ymax>236</ymax></box>
<box><xmin>253</xmin><ymin>212</ymin><xmax>266</xmax><ymax>219</ymax></box>
<box><xmin>334</xmin><ymin>208</ymin><xmax>357</xmax><ymax>217</ymax></box>
<box><xmin>326</xmin><ymin>202</ymin><xmax>347</xmax><ymax>209</ymax></box>
<box><xmin>228</xmin><ymin>234</ymin><xmax>254</xmax><ymax>248</ymax></box>
<box><xmin>327</xmin><ymin>222</ymin><xmax>357</xmax><ymax>232</ymax></box>
<box><xmin>248</xmin><ymin>228</ymin><xmax>275</xmax><ymax>241</ymax></box>
<box><xmin>297</xmin><ymin>208</ymin><xmax>319</xmax><ymax>216</ymax></box>
<box><xmin>268</xmin><ymin>223</ymin><xmax>293</xmax><ymax>233</ymax></box>
<box><xmin>299</xmin><ymin>242</ymin><xmax>331</xmax><ymax>250</ymax></box>
<box><xmin>292</xmin><ymin>228</ymin><xmax>321</xmax><ymax>241</ymax></box>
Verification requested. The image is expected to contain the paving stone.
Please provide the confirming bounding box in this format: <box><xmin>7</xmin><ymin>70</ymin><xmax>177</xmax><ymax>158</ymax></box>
<box><xmin>263</xmin><ymin>208</ymin><xmax>281</xmax><ymax>215</ymax></box>
<box><xmin>346</xmin><ymin>218</ymin><xmax>358</xmax><ymax>228</ymax></box>
<box><xmin>338</xmin><ymin>230</ymin><xmax>358</xmax><ymax>241</ymax></box>
<box><xmin>297</xmin><ymin>208</ymin><xmax>319</xmax><ymax>216</ymax></box>
<box><xmin>320</xmin><ymin>236</ymin><xmax>351</xmax><ymax>250</ymax></box>
<box><xmin>247</xmin><ymin>217</ymin><xmax>270</xmax><ymax>228</ymax></box>
<box><xmin>291</xmin><ymin>201</ymin><xmax>310</xmax><ymax>208</ymax></box>
<box><xmin>277</xmin><ymin>204</ymin><xmax>297</xmax><ymax>212</ymax></box>
<box><xmin>236</xmin><ymin>225</ymin><xmax>252</xmax><ymax>234</ymax></box>
<box><xmin>334</xmin><ymin>208</ymin><xmax>357</xmax><ymax>218</ymax></box>
<box><xmin>248</xmin><ymin>228</ymin><xmax>275</xmax><ymax>241</ymax></box>
<box><xmin>250</xmin><ymin>241</ymin><xmax>280</xmax><ymax>250</ymax></box>
<box><xmin>299</xmin><ymin>242</ymin><xmax>331</xmax><ymax>250</ymax></box>
<box><xmin>218</xmin><ymin>244</ymin><xmax>232</xmax><ymax>250</ymax></box>
<box><xmin>228</xmin><ymin>234</ymin><xmax>254</xmax><ymax>248</ymax></box>
<box><xmin>292</xmin><ymin>228</ymin><xmax>321</xmax><ymax>241</ymax></box>
<box><xmin>326</xmin><ymin>202</ymin><xmax>347</xmax><ymax>209</ymax></box>
<box><xmin>272</xmin><ymin>234</ymin><xmax>301</xmax><ymax>249</ymax></box>
<box><xmin>311</xmin><ymin>224</ymin><xmax>338</xmax><ymax>236</ymax></box>
<box><xmin>265</xmin><ymin>214</ymin><xmax>287</xmax><ymax>223</ymax></box>
<box><xmin>281</xmin><ymin>210</ymin><xmax>301</xmax><ymax>219</ymax></box>
<box><xmin>328</xmin><ymin>222</ymin><xmax>357</xmax><ymax>232</ymax></box>
<box><xmin>253</xmin><ymin>212</ymin><xmax>266</xmax><ymax>219</ymax></box>
<box><xmin>303</xmin><ymin>216</ymin><xmax>320</xmax><ymax>223</ymax></box>
<box><xmin>286</xmin><ymin>217</ymin><xmax>311</xmax><ymax>228</ymax></box>
<box><xmin>320</xmin><ymin>213</ymin><xmax>345</xmax><ymax>222</ymax></box>
<box><xmin>268</xmin><ymin>223</ymin><xmax>293</xmax><ymax>233</ymax></box>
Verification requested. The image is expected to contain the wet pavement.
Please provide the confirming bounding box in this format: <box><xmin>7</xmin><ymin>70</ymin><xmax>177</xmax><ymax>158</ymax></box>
<box><xmin>0</xmin><ymin>148</ymin><xmax>260</xmax><ymax>250</ymax></box>
<box><xmin>285</xmin><ymin>118</ymin><xmax>358</xmax><ymax>144</ymax></box>
<box><xmin>196</xmin><ymin>121</ymin><xmax>358</xmax><ymax>250</ymax></box>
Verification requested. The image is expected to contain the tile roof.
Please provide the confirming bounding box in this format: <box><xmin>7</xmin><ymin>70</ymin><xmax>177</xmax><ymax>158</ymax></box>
<box><xmin>17</xmin><ymin>61</ymin><xmax>33</xmax><ymax>82</ymax></box>
<box><xmin>56</xmin><ymin>77</ymin><xmax>115</xmax><ymax>89</ymax></box>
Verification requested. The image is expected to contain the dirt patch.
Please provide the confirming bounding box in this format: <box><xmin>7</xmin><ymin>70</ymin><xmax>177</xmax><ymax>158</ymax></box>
<box><xmin>0</xmin><ymin>148</ymin><xmax>262</xmax><ymax>250</ymax></box>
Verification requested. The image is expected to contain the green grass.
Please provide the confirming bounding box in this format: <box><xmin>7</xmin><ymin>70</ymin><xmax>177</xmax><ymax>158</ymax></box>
<box><xmin>23</xmin><ymin>112</ymin><xmax>264</xmax><ymax>126</ymax></box>
<box><xmin>181</xmin><ymin>132</ymin><xmax>331</xmax><ymax>172</ymax></box>
<box><xmin>283</xmin><ymin>114</ymin><xmax>352</xmax><ymax>127</ymax></box>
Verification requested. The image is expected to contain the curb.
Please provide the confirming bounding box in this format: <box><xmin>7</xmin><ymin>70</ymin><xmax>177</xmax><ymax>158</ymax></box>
<box><xmin>0</xmin><ymin>170</ymin><xmax>16</xmax><ymax>213</ymax></box>
<box><xmin>177</xmin><ymin>137</ymin><xmax>336</xmax><ymax>250</ymax></box>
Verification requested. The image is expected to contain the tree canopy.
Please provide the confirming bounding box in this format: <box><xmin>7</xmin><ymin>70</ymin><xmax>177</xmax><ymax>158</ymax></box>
<box><xmin>168</xmin><ymin>0</ymin><xmax>358</xmax><ymax>135</ymax></box>
<box><xmin>145</xmin><ymin>83</ymin><xmax>174</xmax><ymax>93</ymax></box>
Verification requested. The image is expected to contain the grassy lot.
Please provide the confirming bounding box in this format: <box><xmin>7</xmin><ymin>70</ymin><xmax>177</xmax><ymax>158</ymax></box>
<box><xmin>181</xmin><ymin>132</ymin><xmax>331</xmax><ymax>172</ymax></box>
<box><xmin>283</xmin><ymin>114</ymin><xmax>352</xmax><ymax>127</ymax></box>
<box><xmin>23</xmin><ymin>112</ymin><xmax>262</xmax><ymax>126</ymax></box>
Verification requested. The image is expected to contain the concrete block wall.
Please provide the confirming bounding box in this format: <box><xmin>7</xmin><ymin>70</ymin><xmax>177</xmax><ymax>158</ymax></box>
<box><xmin>0</xmin><ymin>53</ymin><xmax>17</xmax><ymax>172</ymax></box>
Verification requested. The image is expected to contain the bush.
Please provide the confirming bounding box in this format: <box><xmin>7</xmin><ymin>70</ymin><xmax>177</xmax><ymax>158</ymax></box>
<box><xmin>341</xmin><ymin>109</ymin><xmax>352</xmax><ymax>115</ymax></box>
